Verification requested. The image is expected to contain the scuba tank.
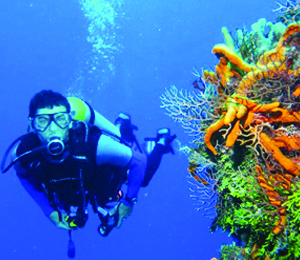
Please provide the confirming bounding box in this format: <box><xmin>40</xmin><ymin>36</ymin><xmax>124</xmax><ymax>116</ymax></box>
<box><xmin>67</xmin><ymin>97</ymin><xmax>121</xmax><ymax>137</ymax></box>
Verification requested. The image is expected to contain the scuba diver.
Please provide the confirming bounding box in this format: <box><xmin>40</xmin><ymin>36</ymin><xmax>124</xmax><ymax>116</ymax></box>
<box><xmin>1</xmin><ymin>90</ymin><xmax>176</xmax><ymax>258</ymax></box>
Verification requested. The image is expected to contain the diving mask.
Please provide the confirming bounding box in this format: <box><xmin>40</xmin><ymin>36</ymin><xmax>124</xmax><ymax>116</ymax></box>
<box><xmin>31</xmin><ymin>112</ymin><xmax>72</xmax><ymax>132</ymax></box>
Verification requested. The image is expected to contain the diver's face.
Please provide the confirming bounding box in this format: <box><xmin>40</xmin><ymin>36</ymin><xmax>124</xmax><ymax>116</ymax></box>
<box><xmin>34</xmin><ymin>106</ymin><xmax>70</xmax><ymax>144</ymax></box>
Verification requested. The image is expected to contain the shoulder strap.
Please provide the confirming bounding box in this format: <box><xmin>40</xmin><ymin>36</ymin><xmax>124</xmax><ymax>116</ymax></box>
<box><xmin>69</xmin><ymin>121</ymin><xmax>89</xmax><ymax>161</ymax></box>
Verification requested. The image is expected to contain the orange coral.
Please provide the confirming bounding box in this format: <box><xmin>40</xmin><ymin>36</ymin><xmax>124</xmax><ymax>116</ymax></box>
<box><xmin>225</xmin><ymin>119</ymin><xmax>241</xmax><ymax>147</ymax></box>
<box><xmin>203</xmin><ymin>97</ymin><xmax>281</xmax><ymax>154</ymax></box>
<box><xmin>260</xmin><ymin>132</ymin><xmax>300</xmax><ymax>176</ymax></box>
<box><xmin>239</xmin><ymin>23</ymin><xmax>300</xmax><ymax>93</ymax></box>
<box><xmin>255</xmin><ymin>165</ymin><xmax>288</xmax><ymax>235</ymax></box>
<box><xmin>204</xmin><ymin>116</ymin><xmax>225</xmax><ymax>155</ymax></box>
<box><xmin>203</xmin><ymin>23</ymin><xmax>300</xmax><ymax>96</ymax></box>
<box><xmin>270</xmin><ymin>132</ymin><xmax>300</xmax><ymax>150</ymax></box>
<box><xmin>210</xmin><ymin>44</ymin><xmax>256</xmax><ymax>87</ymax></box>
<box><xmin>258</xmin><ymin>23</ymin><xmax>300</xmax><ymax>67</ymax></box>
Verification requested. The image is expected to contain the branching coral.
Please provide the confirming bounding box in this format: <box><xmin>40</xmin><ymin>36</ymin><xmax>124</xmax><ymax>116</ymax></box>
<box><xmin>275</xmin><ymin>0</ymin><xmax>300</xmax><ymax>25</ymax></box>
<box><xmin>162</xmin><ymin>1</ymin><xmax>300</xmax><ymax>259</ymax></box>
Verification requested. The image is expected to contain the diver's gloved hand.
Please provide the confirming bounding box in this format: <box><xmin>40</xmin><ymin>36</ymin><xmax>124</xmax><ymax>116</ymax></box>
<box><xmin>110</xmin><ymin>198</ymin><xmax>136</xmax><ymax>228</ymax></box>
<box><xmin>49</xmin><ymin>211</ymin><xmax>72</xmax><ymax>230</ymax></box>
<box><xmin>117</xmin><ymin>201</ymin><xmax>133</xmax><ymax>227</ymax></box>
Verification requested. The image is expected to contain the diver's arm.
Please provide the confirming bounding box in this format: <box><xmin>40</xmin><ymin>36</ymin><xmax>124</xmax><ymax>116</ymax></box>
<box><xmin>16</xmin><ymin>164</ymin><xmax>70</xmax><ymax>229</ymax></box>
<box><xmin>12</xmin><ymin>143</ymin><xmax>55</xmax><ymax>218</ymax></box>
<box><xmin>18</xmin><ymin>176</ymin><xmax>54</xmax><ymax>217</ymax></box>
<box><xmin>15</xmin><ymin>162</ymin><xmax>54</xmax><ymax>217</ymax></box>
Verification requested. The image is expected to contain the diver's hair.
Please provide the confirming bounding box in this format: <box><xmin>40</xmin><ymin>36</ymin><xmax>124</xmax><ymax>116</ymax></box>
<box><xmin>29</xmin><ymin>90</ymin><xmax>70</xmax><ymax>118</ymax></box>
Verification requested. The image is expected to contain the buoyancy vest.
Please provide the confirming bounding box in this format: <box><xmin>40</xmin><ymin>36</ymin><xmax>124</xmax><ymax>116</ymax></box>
<box><xmin>16</xmin><ymin>121</ymin><xmax>127</xmax><ymax>219</ymax></box>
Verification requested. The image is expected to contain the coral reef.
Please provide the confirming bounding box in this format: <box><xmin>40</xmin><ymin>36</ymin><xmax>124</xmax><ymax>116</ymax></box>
<box><xmin>161</xmin><ymin>1</ymin><xmax>300</xmax><ymax>259</ymax></box>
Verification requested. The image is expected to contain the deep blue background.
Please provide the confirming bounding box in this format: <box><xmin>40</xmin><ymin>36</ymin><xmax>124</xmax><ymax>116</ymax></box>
<box><xmin>0</xmin><ymin>1</ymin><xmax>277</xmax><ymax>259</ymax></box>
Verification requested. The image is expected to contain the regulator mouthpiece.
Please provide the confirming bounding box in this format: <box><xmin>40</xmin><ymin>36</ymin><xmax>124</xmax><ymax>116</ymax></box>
<box><xmin>47</xmin><ymin>137</ymin><xmax>65</xmax><ymax>156</ymax></box>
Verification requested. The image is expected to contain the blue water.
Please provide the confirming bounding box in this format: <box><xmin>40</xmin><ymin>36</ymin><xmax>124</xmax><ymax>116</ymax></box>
<box><xmin>0</xmin><ymin>1</ymin><xmax>277</xmax><ymax>259</ymax></box>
